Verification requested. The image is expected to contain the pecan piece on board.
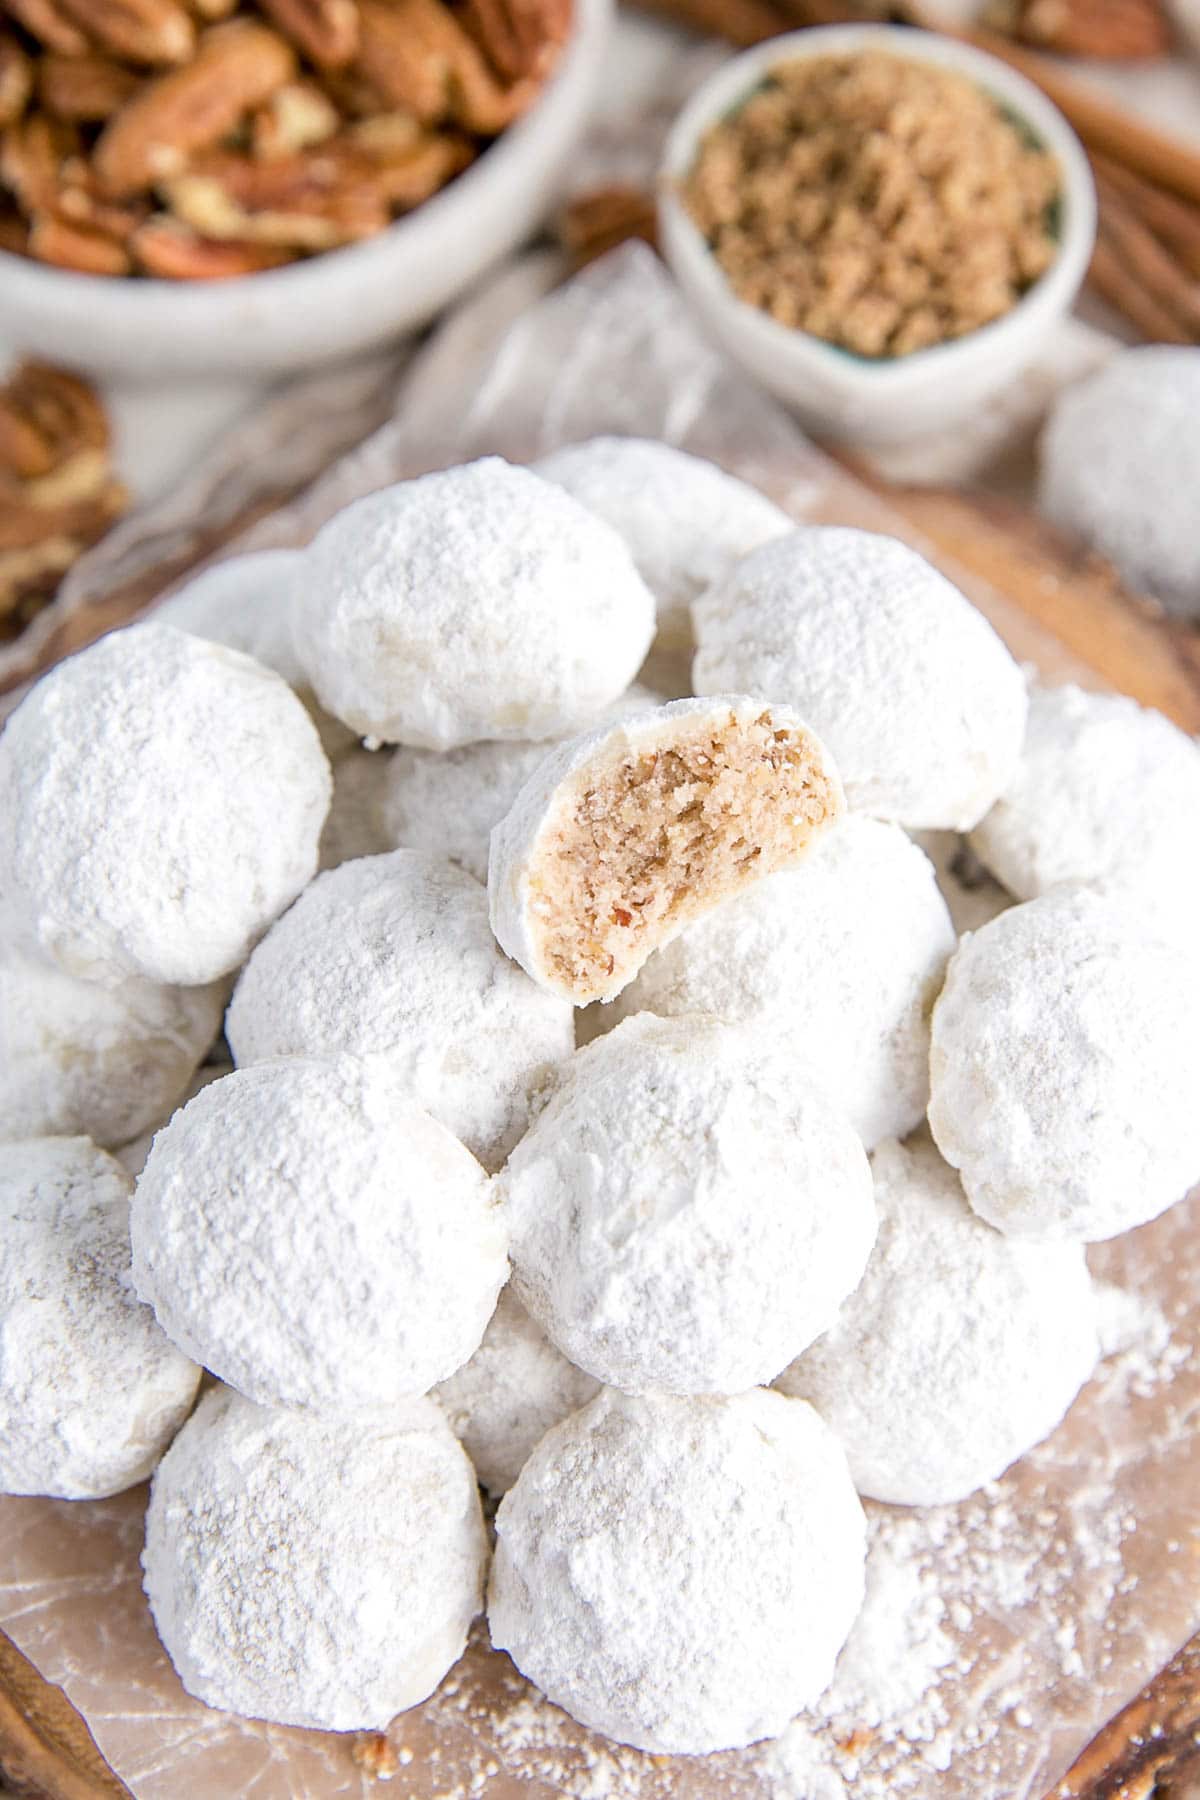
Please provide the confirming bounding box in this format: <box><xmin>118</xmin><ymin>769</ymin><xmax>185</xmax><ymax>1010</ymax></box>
<box><xmin>257</xmin><ymin>0</ymin><xmax>360</xmax><ymax>69</ymax></box>
<box><xmin>94</xmin><ymin>20</ymin><xmax>297</xmax><ymax>197</ymax></box>
<box><xmin>0</xmin><ymin>112</ymin><xmax>80</xmax><ymax>213</ymax></box>
<box><xmin>38</xmin><ymin>53</ymin><xmax>141</xmax><ymax>122</ymax></box>
<box><xmin>3</xmin><ymin>0</ymin><xmax>88</xmax><ymax>56</ymax></box>
<box><xmin>251</xmin><ymin>81</ymin><xmax>340</xmax><ymax>158</ymax></box>
<box><xmin>0</xmin><ymin>361</ymin><xmax>109</xmax><ymax>481</ymax></box>
<box><xmin>0</xmin><ymin>31</ymin><xmax>33</xmax><ymax>128</ymax></box>
<box><xmin>130</xmin><ymin>212</ymin><xmax>295</xmax><ymax>274</ymax></box>
<box><xmin>56</xmin><ymin>0</ymin><xmax>197</xmax><ymax>66</ymax></box>
<box><xmin>459</xmin><ymin>0</ymin><xmax>571</xmax><ymax>85</ymax></box>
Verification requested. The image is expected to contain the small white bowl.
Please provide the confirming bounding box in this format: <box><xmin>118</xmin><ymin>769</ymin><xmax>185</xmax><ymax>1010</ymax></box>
<box><xmin>0</xmin><ymin>0</ymin><xmax>610</xmax><ymax>379</ymax></box>
<box><xmin>658</xmin><ymin>24</ymin><xmax>1096</xmax><ymax>446</ymax></box>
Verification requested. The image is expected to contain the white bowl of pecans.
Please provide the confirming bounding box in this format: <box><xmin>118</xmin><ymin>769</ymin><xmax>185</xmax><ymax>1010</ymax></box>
<box><xmin>0</xmin><ymin>0</ymin><xmax>609</xmax><ymax>377</ymax></box>
<box><xmin>658</xmin><ymin>24</ymin><xmax>1096</xmax><ymax>445</ymax></box>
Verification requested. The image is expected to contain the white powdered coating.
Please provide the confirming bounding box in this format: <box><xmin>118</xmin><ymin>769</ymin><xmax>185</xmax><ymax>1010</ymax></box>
<box><xmin>0</xmin><ymin>625</ymin><xmax>331</xmax><ymax>988</ymax></box>
<box><xmin>613</xmin><ymin>817</ymin><xmax>955</xmax><ymax>1148</ymax></box>
<box><xmin>1039</xmin><ymin>347</ymin><xmax>1200</xmax><ymax>616</ymax></box>
<box><xmin>317</xmin><ymin>745</ymin><xmax>396</xmax><ymax>871</ymax></box>
<box><xmin>929</xmin><ymin>890</ymin><xmax>1200</xmax><ymax>1241</ymax></box>
<box><xmin>777</xmin><ymin>1135</ymin><xmax>1099</xmax><ymax>1506</ymax></box>
<box><xmin>499</xmin><ymin>1013</ymin><xmax>875</xmax><ymax>1394</ymax></box>
<box><xmin>692</xmin><ymin>527</ymin><xmax>1028</xmax><ymax>829</ymax></box>
<box><xmin>292</xmin><ymin>458</ymin><xmax>656</xmax><ymax>749</ymax></box>
<box><xmin>533</xmin><ymin>436</ymin><xmax>792</xmax><ymax>652</ymax></box>
<box><xmin>0</xmin><ymin>939</ymin><xmax>224</xmax><ymax>1148</ymax></box>
<box><xmin>226</xmin><ymin>852</ymin><xmax>573</xmax><ymax>1170</ymax></box>
<box><xmin>154</xmin><ymin>549</ymin><xmax>307</xmax><ymax>687</ymax></box>
<box><xmin>968</xmin><ymin>683</ymin><xmax>1200</xmax><ymax>941</ymax></box>
<box><xmin>382</xmin><ymin>686</ymin><xmax>659</xmax><ymax>885</ymax></box>
<box><xmin>132</xmin><ymin>1056</ymin><xmax>508</xmax><ymax>1411</ymax></box>
<box><xmin>0</xmin><ymin>1137</ymin><xmax>200</xmax><ymax>1499</ymax></box>
<box><xmin>434</xmin><ymin>1286</ymin><xmax>600</xmax><ymax>1497</ymax></box>
<box><xmin>910</xmin><ymin>831</ymin><xmax>1012</xmax><ymax>936</ymax></box>
<box><xmin>488</xmin><ymin>694</ymin><xmax>843</xmax><ymax>1006</ymax></box>
<box><xmin>488</xmin><ymin>1387</ymin><xmax>866</xmax><ymax>1754</ymax></box>
<box><xmin>143</xmin><ymin>1385</ymin><xmax>486</xmax><ymax>1732</ymax></box>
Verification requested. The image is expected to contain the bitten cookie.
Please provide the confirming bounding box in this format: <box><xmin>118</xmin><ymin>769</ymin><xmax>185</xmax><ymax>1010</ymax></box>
<box><xmin>488</xmin><ymin>695</ymin><xmax>843</xmax><ymax>1004</ymax></box>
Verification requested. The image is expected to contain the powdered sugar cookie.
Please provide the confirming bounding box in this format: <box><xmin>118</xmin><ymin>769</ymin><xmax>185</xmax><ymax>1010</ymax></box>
<box><xmin>693</xmin><ymin>528</ymin><xmax>1027</xmax><ymax>829</ymax></box>
<box><xmin>488</xmin><ymin>695</ymin><xmax>843</xmax><ymax>1005</ymax></box>
<box><xmin>293</xmin><ymin>458</ymin><xmax>656</xmax><ymax>749</ymax></box>
<box><xmin>0</xmin><ymin>1136</ymin><xmax>200</xmax><ymax>1499</ymax></box>
<box><xmin>226</xmin><ymin>851</ymin><xmax>573</xmax><ymax>1169</ymax></box>
<box><xmin>500</xmin><ymin>1013</ymin><xmax>875</xmax><ymax>1394</ymax></box>
<box><xmin>777</xmin><ymin>1134</ymin><xmax>1099</xmax><ymax>1505</ymax></box>
<box><xmin>0</xmin><ymin>625</ymin><xmax>330</xmax><ymax>988</ymax></box>
<box><xmin>132</xmin><ymin>1056</ymin><xmax>508</xmax><ymax>1411</ymax></box>
<box><xmin>143</xmin><ymin>1385</ymin><xmax>486</xmax><ymax>1731</ymax></box>
<box><xmin>533</xmin><ymin>437</ymin><xmax>792</xmax><ymax>653</ymax></box>
<box><xmin>929</xmin><ymin>890</ymin><xmax>1200</xmax><ymax>1240</ymax></box>
<box><xmin>488</xmin><ymin>1387</ymin><xmax>866</xmax><ymax>1753</ymax></box>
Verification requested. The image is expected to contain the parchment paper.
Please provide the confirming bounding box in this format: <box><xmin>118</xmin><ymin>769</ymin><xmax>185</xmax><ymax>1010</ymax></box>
<box><xmin>1</xmin><ymin>249</ymin><xmax>1197</xmax><ymax>1800</ymax></box>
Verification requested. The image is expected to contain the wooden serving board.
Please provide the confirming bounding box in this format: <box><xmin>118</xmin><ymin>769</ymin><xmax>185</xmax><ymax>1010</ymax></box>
<box><xmin>1</xmin><ymin>458</ymin><xmax>1198</xmax><ymax>1800</ymax></box>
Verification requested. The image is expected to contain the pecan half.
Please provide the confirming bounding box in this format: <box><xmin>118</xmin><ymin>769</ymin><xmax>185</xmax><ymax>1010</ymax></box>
<box><xmin>28</xmin><ymin>209</ymin><xmax>133</xmax><ymax>271</ymax></box>
<box><xmin>56</xmin><ymin>0</ymin><xmax>197</xmax><ymax>66</ymax></box>
<box><xmin>94</xmin><ymin>20</ymin><xmax>297</xmax><ymax>197</ymax></box>
<box><xmin>357</xmin><ymin>0</ymin><xmax>537</xmax><ymax>133</ymax></box>
<box><xmin>257</xmin><ymin>0</ymin><xmax>360</xmax><ymax>69</ymax></box>
<box><xmin>3</xmin><ymin>0</ymin><xmax>88</xmax><ymax>57</ymax></box>
<box><xmin>38</xmin><ymin>53</ymin><xmax>141</xmax><ymax>122</ymax></box>
<box><xmin>251</xmin><ymin>80</ymin><xmax>340</xmax><ymax>159</ymax></box>
<box><xmin>163</xmin><ymin>142</ymin><xmax>391</xmax><ymax>248</ymax></box>
<box><xmin>0</xmin><ymin>112</ymin><xmax>80</xmax><ymax>213</ymax></box>
<box><xmin>0</xmin><ymin>361</ymin><xmax>109</xmax><ymax>480</ymax></box>
<box><xmin>0</xmin><ymin>452</ymin><xmax>127</xmax><ymax>549</ymax></box>
<box><xmin>130</xmin><ymin>212</ymin><xmax>295</xmax><ymax>275</ymax></box>
<box><xmin>0</xmin><ymin>32</ymin><xmax>33</xmax><ymax>129</ymax></box>
<box><xmin>459</xmin><ymin>0</ymin><xmax>570</xmax><ymax>85</ymax></box>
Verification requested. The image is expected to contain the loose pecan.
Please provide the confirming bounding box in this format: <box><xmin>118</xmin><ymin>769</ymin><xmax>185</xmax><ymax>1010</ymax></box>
<box><xmin>986</xmin><ymin>0</ymin><xmax>1170</xmax><ymax>55</ymax></box>
<box><xmin>458</xmin><ymin>0</ymin><xmax>570</xmax><ymax>85</ymax></box>
<box><xmin>94</xmin><ymin>20</ymin><xmax>297</xmax><ymax>197</ymax></box>
<box><xmin>130</xmin><ymin>212</ymin><xmax>295</xmax><ymax>274</ymax></box>
<box><xmin>0</xmin><ymin>112</ymin><xmax>79</xmax><ymax>213</ymax></box>
<box><xmin>357</xmin><ymin>0</ymin><xmax>536</xmax><ymax>133</ymax></box>
<box><xmin>0</xmin><ymin>31</ymin><xmax>33</xmax><ymax>128</ymax></box>
<box><xmin>257</xmin><ymin>0</ymin><xmax>360</xmax><ymax>69</ymax></box>
<box><xmin>0</xmin><ymin>537</ymin><xmax>81</xmax><ymax>636</ymax></box>
<box><xmin>38</xmin><ymin>53</ymin><xmax>141</xmax><ymax>122</ymax></box>
<box><xmin>28</xmin><ymin>210</ymin><xmax>133</xmax><ymax>271</ymax></box>
<box><xmin>0</xmin><ymin>361</ymin><xmax>108</xmax><ymax>480</ymax></box>
<box><xmin>2</xmin><ymin>0</ymin><xmax>88</xmax><ymax>57</ymax></box>
<box><xmin>56</xmin><ymin>0</ymin><xmax>197</xmax><ymax>66</ymax></box>
<box><xmin>251</xmin><ymin>80</ymin><xmax>340</xmax><ymax>158</ymax></box>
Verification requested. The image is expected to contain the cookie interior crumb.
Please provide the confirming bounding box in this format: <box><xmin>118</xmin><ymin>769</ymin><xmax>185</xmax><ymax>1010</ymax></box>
<box><xmin>529</xmin><ymin>708</ymin><xmax>840</xmax><ymax>998</ymax></box>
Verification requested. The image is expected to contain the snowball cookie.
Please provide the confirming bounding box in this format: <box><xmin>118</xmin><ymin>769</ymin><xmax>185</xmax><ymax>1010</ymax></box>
<box><xmin>489</xmin><ymin>695</ymin><xmax>844</xmax><ymax>1006</ymax></box>
<box><xmin>929</xmin><ymin>890</ymin><xmax>1200</xmax><ymax>1241</ymax></box>
<box><xmin>0</xmin><ymin>1137</ymin><xmax>200</xmax><ymax>1499</ymax></box>
<box><xmin>0</xmin><ymin>939</ymin><xmax>224</xmax><ymax>1148</ymax></box>
<box><xmin>910</xmin><ymin>830</ymin><xmax>1011</xmax><ymax>937</ymax></box>
<box><xmin>434</xmin><ymin>1286</ymin><xmax>600</xmax><ymax>1497</ymax></box>
<box><xmin>777</xmin><ymin>1135</ymin><xmax>1100</xmax><ymax>1506</ymax></box>
<box><xmin>1039</xmin><ymin>347</ymin><xmax>1200</xmax><ymax>617</ymax></box>
<box><xmin>143</xmin><ymin>1385</ymin><xmax>486</xmax><ymax>1731</ymax></box>
<box><xmin>0</xmin><ymin>625</ymin><xmax>331</xmax><ymax>988</ymax></box>
<box><xmin>499</xmin><ymin>1014</ymin><xmax>875</xmax><ymax>1394</ymax></box>
<box><xmin>614</xmin><ymin>817</ymin><xmax>955</xmax><ymax>1148</ymax></box>
<box><xmin>292</xmin><ymin>458</ymin><xmax>656</xmax><ymax>749</ymax></box>
<box><xmin>382</xmin><ymin>686</ymin><xmax>660</xmax><ymax>886</ymax></box>
<box><xmin>132</xmin><ymin>1056</ymin><xmax>508</xmax><ymax>1410</ymax></box>
<box><xmin>489</xmin><ymin>1387</ymin><xmax>866</xmax><ymax>1753</ymax></box>
<box><xmin>533</xmin><ymin>437</ymin><xmax>792</xmax><ymax>653</ymax></box>
<box><xmin>693</xmin><ymin>528</ymin><xmax>1028</xmax><ymax>830</ymax></box>
<box><xmin>226</xmin><ymin>852</ymin><xmax>572</xmax><ymax>1170</ymax></box>
<box><xmin>154</xmin><ymin>549</ymin><xmax>306</xmax><ymax>687</ymax></box>
<box><xmin>317</xmin><ymin>745</ymin><xmax>396</xmax><ymax>871</ymax></box>
<box><xmin>968</xmin><ymin>683</ymin><xmax>1200</xmax><ymax>942</ymax></box>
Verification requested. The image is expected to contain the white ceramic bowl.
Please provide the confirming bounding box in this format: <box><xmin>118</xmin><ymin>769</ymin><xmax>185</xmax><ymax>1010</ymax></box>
<box><xmin>658</xmin><ymin>24</ymin><xmax>1096</xmax><ymax>446</ymax></box>
<box><xmin>0</xmin><ymin>0</ymin><xmax>610</xmax><ymax>379</ymax></box>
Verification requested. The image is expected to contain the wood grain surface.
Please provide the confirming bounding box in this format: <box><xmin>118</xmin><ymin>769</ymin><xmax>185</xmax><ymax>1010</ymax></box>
<box><xmin>1</xmin><ymin>472</ymin><xmax>1198</xmax><ymax>1800</ymax></box>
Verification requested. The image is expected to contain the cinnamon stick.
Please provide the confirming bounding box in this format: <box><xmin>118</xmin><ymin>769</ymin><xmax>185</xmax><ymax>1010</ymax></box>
<box><xmin>1088</xmin><ymin>231</ymin><xmax>1195</xmax><ymax>345</ymax></box>
<box><xmin>1092</xmin><ymin>153</ymin><xmax>1200</xmax><ymax>279</ymax></box>
<box><xmin>1095</xmin><ymin>183</ymin><xmax>1200</xmax><ymax>338</ymax></box>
